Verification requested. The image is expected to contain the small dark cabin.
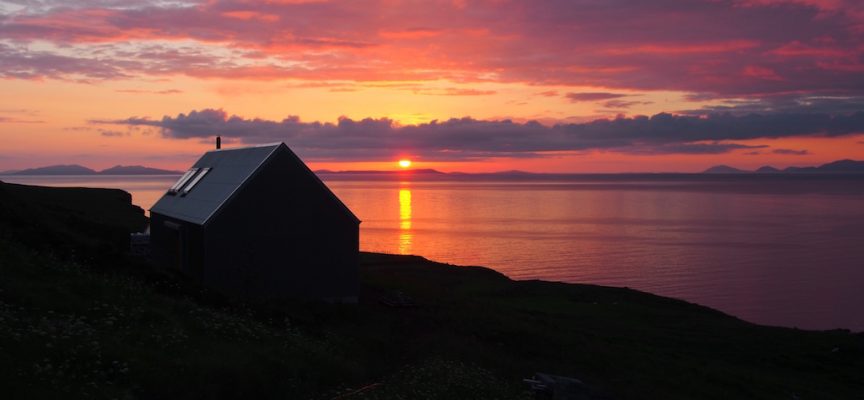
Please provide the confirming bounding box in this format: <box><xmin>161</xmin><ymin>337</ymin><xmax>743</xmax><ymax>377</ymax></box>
<box><xmin>150</xmin><ymin>142</ymin><xmax>360</xmax><ymax>302</ymax></box>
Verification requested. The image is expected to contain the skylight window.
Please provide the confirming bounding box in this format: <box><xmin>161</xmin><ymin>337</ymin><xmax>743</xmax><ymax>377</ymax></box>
<box><xmin>168</xmin><ymin>168</ymin><xmax>198</xmax><ymax>194</ymax></box>
<box><xmin>180</xmin><ymin>167</ymin><xmax>211</xmax><ymax>195</ymax></box>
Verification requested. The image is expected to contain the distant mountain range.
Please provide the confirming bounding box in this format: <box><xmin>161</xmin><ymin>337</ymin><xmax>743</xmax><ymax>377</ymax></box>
<box><xmin>317</xmin><ymin>160</ymin><xmax>864</xmax><ymax>177</ymax></box>
<box><xmin>703</xmin><ymin>159</ymin><xmax>864</xmax><ymax>174</ymax></box>
<box><xmin>0</xmin><ymin>164</ymin><xmax>182</xmax><ymax>175</ymax></box>
<box><xmin>4</xmin><ymin>160</ymin><xmax>862</xmax><ymax>176</ymax></box>
<box><xmin>314</xmin><ymin>169</ymin><xmax>551</xmax><ymax>179</ymax></box>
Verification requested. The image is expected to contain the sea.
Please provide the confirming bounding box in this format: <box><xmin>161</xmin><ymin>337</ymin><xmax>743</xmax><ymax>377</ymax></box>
<box><xmin>3</xmin><ymin>173</ymin><xmax>863</xmax><ymax>332</ymax></box>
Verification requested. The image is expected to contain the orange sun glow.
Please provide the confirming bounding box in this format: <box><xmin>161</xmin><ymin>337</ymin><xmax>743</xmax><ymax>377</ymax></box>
<box><xmin>398</xmin><ymin>159</ymin><xmax>412</xmax><ymax>168</ymax></box>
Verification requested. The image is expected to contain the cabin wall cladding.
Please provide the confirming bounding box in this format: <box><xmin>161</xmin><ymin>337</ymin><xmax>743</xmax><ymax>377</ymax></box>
<box><xmin>150</xmin><ymin>213</ymin><xmax>205</xmax><ymax>280</ymax></box>
<box><xmin>149</xmin><ymin>143</ymin><xmax>360</xmax><ymax>302</ymax></box>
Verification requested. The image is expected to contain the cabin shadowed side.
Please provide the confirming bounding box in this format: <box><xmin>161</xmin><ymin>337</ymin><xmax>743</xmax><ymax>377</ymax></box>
<box><xmin>149</xmin><ymin>143</ymin><xmax>359</xmax><ymax>302</ymax></box>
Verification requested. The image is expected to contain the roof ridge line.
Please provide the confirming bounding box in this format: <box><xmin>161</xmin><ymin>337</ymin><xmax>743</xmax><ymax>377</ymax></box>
<box><xmin>211</xmin><ymin>142</ymin><xmax>283</xmax><ymax>152</ymax></box>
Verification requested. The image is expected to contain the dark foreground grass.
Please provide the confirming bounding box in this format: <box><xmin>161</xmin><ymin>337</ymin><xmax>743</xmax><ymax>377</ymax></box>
<box><xmin>1</xmin><ymin>181</ymin><xmax>862</xmax><ymax>399</ymax></box>
<box><xmin>0</xmin><ymin>238</ymin><xmax>366</xmax><ymax>399</ymax></box>
<box><xmin>355</xmin><ymin>254</ymin><xmax>864</xmax><ymax>399</ymax></box>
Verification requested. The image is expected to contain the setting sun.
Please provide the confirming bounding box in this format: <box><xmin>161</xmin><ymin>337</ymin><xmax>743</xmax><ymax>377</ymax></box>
<box><xmin>398</xmin><ymin>159</ymin><xmax>412</xmax><ymax>169</ymax></box>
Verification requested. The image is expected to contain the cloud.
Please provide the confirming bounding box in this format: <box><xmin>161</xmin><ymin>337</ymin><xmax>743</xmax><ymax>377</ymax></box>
<box><xmin>93</xmin><ymin>108</ymin><xmax>864</xmax><ymax>161</ymax></box>
<box><xmin>742</xmin><ymin>65</ymin><xmax>783</xmax><ymax>81</ymax></box>
<box><xmin>601</xmin><ymin>40</ymin><xmax>761</xmax><ymax>55</ymax></box>
<box><xmin>0</xmin><ymin>116</ymin><xmax>44</xmax><ymax>123</ymax></box>
<box><xmin>772</xmin><ymin>148</ymin><xmax>809</xmax><ymax>155</ymax></box>
<box><xmin>566</xmin><ymin>92</ymin><xmax>629</xmax><ymax>102</ymax></box>
<box><xmin>603</xmin><ymin>100</ymin><xmax>652</xmax><ymax>109</ymax></box>
<box><xmin>99</xmin><ymin>129</ymin><xmax>129</xmax><ymax>137</ymax></box>
<box><xmin>436</xmin><ymin>88</ymin><xmax>496</xmax><ymax>96</ymax></box>
<box><xmin>618</xmin><ymin>143</ymin><xmax>768</xmax><ymax>155</ymax></box>
<box><xmin>0</xmin><ymin>42</ymin><xmax>128</xmax><ymax>80</ymax></box>
<box><xmin>0</xmin><ymin>0</ymin><xmax>861</xmax><ymax>97</ymax></box>
<box><xmin>682</xmin><ymin>94</ymin><xmax>864</xmax><ymax>115</ymax></box>
<box><xmin>413</xmin><ymin>88</ymin><xmax>496</xmax><ymax>96</ymax></box>
<box><xmin>0</xmin><ymin>40</ymin><xmax>301</xmax><ymax>81</ymax></box>
<box><xmin>0</xmin><ymin>108</ymin><xmax>39</xmax><ymax>115</ymax></box>
<box><xmin>115</xmin><ymin>88</ymin><xmax>183</xmax><ymax>94</ymax></box>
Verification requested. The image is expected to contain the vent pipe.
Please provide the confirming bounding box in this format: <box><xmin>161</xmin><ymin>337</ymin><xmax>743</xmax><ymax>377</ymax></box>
<box><xmin>216</xmin><ymin>136</ymin><xmax>221</xmax><ymax>150</ymax></box>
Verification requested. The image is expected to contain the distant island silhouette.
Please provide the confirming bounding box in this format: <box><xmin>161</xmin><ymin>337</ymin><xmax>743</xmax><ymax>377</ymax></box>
<box><xmin>703</xmin><ymin>159</ymin><xmax>864</xmax><ymax>174</ymax></box>
<box><xmin>320</xmin><ymin>160</ymin><xmax>864</xmax><ymax>176</ymax></box>
<box><xmin>5</xmin><ymin>159</ymin><xmax>863</xmax><ymax>176</ymax></box>
<box><xmin>1</xmin><ymin>164</ymin><xmax>183</xmax><ymax>175</ymax></box>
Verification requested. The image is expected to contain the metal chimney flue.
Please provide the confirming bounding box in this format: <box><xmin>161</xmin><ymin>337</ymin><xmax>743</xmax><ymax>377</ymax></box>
<box><xmin>216</xmin><ymin>136</ymin><xmax>221</xmax><ymax>150</ymax></box>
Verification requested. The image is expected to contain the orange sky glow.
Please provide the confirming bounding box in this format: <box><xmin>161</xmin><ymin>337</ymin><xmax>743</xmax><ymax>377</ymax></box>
<box><xmin>1</xmin><ymin>0</ymin><xmax>863</xmax><ymax>173</ymax></box>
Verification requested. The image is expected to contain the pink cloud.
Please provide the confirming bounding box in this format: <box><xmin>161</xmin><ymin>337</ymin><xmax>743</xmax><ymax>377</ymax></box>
<box><xmin>115</xmin><ymin>89</ymin><xmax>183</xmax><ymax>94</ymax></box>
<box><xmin>221</xmin><ymin>11</ymin><xmax>280</xmax><ymax>22</ymax></box>
<box><xmin>743</xmin><ymin>65</ymin><xmax>784</xmax><ymax>80</ymax></box>
<box><xmin>566</xmin><ymin>92</ymin><xmax>629</xmax><ymax>102</ymax></box>
<box><xmin>768</xmin><ymin>40</ymin><xmax>849</xmax><ymax>57</ymax></box>
<box><xmin>379</xmin><ymin>29</ymin><xmax>443</xmax><ymax>39</ymax></box>
<box><xmin>603</xmin><ymin>40</ymin><xmax>761</xmax><ymax>55</ymax></box>
<box><xmin>0</xmin><ymin>0</ymin><xmax>862</xmax><ymax>98</ymax></box>
<box><xmin>414</xmin><ymin>88</ymin><xmax>497</xmax><ymax>96</ymax></box>
<box><xmin>0</xmin><ymin>116</ymin><xmax>45</xmax><ymax>124</ymax></box>
<box><xmin>772</xmin><ymin>148</ymin><xmax>810</xmax><ymax>155</ymax></box>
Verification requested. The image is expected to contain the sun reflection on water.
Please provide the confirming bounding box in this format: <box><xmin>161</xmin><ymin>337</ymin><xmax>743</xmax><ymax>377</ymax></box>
<box><xmin>398</xmin><ymin>187</ymin><xmax>412</xmax><ymax>254</ymax></box>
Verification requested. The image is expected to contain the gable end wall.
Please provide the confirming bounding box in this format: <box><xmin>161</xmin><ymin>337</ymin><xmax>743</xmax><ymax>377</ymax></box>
<box><xmin>202</xmin><ymin>148</ymin><xmax>359</xmax><ymax>300</ymax></box>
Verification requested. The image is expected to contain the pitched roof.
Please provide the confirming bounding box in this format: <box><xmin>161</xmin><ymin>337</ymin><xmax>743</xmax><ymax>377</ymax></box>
<box><xmin>150</xmin><ymin>143</ymin><xmax>359</xmax><ymax>225</ymax></box>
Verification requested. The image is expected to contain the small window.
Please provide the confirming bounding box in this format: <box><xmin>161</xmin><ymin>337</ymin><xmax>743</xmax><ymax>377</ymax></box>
<box><xmin>181</xmin><ymin>167</ymin><xmax>211</xmax><ymax>195</ymax></box>
<box><xmin>168</xmin><ymin>168</ymin><xmax>198</xmax><ymax>194</ymax></box>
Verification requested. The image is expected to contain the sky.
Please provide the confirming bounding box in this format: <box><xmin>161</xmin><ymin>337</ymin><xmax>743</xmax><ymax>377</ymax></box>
<box><xmin>1</xmin><ymin>0</ymin><xmax>863</xmax><ymax>173</ymax></box>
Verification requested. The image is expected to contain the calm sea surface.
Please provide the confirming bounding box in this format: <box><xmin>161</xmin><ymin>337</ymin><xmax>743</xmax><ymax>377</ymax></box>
<box><xmin>3</xmin><ymin>174</ymin><xmax>863</xmax><ymax>331</ymax></box>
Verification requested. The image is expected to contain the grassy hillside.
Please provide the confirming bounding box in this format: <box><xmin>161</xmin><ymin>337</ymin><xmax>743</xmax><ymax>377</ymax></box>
<box><xmin>1</xmin><ymin>181</ymin><xmax>862</xmax><ymax>399</ymax></box>
<box><xmin>0</xmin><ymin>181</ymin><xmax>147</xmax><ymax>266</ymax></box>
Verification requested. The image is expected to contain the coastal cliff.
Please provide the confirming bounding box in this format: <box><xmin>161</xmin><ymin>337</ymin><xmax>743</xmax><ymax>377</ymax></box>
<box><xmin>0</xmin><ymin>182</ymin><xmax>861</xmax><ymax>399</ymax></box>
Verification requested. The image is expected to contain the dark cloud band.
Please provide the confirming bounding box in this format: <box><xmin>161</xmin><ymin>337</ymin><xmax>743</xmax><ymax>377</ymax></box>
<box><xmin>94</xmin><ymin>109</ymin><xmax>864</xmax><ymax>161</ymax></box>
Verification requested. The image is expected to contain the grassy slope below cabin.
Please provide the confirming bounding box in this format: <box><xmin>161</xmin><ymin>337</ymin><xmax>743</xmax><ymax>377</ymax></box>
<box><xmin>0</xmin><ymin>181</ymin><xmax>862</xmax><ymax>399</ymax></box>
